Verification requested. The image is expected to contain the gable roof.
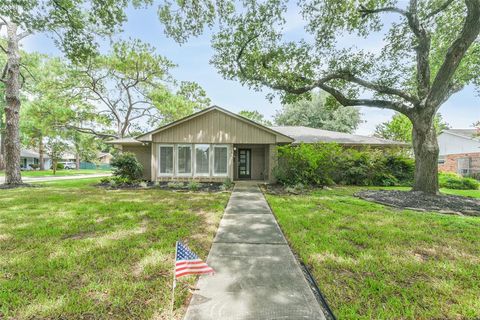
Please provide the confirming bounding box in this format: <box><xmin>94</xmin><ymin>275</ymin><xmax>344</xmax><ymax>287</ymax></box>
<box><xmin>136</xmin><ymin>106</ymin><xmax>294</xmax><ymax>143</ymax></box>
<box><xmin>270</xmin><ymin>126</ymin><xmax>408</xmax><ymax>146</ymax></box>
<box><xmin>442</xmin><ymin>129</ymin><xmax>480</xmax><ymax>141</ymax></box>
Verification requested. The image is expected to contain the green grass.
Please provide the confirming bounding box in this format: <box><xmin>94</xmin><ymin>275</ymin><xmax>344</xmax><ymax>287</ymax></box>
<box><xmin>0</xmin><ymin>179</ymin><xmax>229</xmax><ymax>319</ymax></box>
<box><xmin>0</xmin><ymin>169</ymin><xmax>111</xmax><ymax>178</ymax></box>
<box><xmin>266</xmin><ymin>187</ymin><xmax>480</xmax><ymax>320</ymax></box>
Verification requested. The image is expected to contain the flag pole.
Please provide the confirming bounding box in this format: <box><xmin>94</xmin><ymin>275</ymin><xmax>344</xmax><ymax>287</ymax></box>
<box><xmin>171</xmin><ymin>241</ymin><xmax>178</xmax><ymax>318</ymax></box>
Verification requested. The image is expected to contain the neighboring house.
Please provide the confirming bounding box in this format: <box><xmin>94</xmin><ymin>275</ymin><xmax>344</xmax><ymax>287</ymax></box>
<box><xmin>21</xmin><ymin>149</ymin><xmax>52</xmax><ymax>170</ymax></box>
<box><xmin>98</xmin><ymin>152</ymin><xmax>113</xmax><ymax>164</ymax></box>
<box><xmin>438</xmin><ymin>129</ymin><xmax>480</xmax><ymax>176</ymax></box>
<box><xmin>108</xmin><ymin>106</ymin><xmax>406</xmax><ymax>182</ymax></box>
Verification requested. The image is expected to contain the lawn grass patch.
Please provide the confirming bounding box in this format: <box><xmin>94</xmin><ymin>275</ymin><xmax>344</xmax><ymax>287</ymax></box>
<box><xmin>0</xmin><ymin>169</ymin><xmax>111</xmax><ymax>178</ymax></box>
<box><xmin>0</xmin><ymin>178</ymin><xmax>229</xmax><ymax>319</ymax></box>
<box><xmin>266</xmin><ymin>186</ymin><xmax>480</xmax><ymax>320</ymax></box>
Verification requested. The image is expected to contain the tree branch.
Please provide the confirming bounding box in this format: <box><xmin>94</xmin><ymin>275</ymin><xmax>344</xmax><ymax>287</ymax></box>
<box><xmin>427</xmin><ymin>0</ymin><xmax>480</xmax><ymax>108</ymax></box>
<box><xmin>426</xmin><ymin>0</ymin><xmax>455</xmax><ymax>19</ymax></box>
<box><xmin>358</xmin><ymin>5</ymin><xmax>407</xmax><ymax>18</ymax></box>
<box><xmin>63</xmin><ymin>125</ymin><xmax>118</xmax><ymax>139</ymax></box>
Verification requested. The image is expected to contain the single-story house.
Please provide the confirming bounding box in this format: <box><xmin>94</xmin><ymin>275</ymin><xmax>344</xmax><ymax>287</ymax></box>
<box><xmin>21</xmin><ymin>149</ymin><xmax>52</xmax><ymax>170</ymax></box>
<box><xmin>108</xmin><ymin>106</ymin><xmax>406</xmax><ymax>183</ymax></box>
<box><xmin>98</xmin><ymin>152</ymin><xmax>113</xmax><ymax>164</ymax></box>
<box><xmin>438</xmin><ymin>129</ymin><xmax>480</xmax><ymax>176</ymax></box>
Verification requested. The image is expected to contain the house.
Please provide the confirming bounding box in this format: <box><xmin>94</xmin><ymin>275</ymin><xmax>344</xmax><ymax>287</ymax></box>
<box><xmin>438</xmin><ymin>129</ymin><xmax>480</xmax><ymax>176</ymax></box>
<box><xmin>98</xmin><ymin>152</ymin><xmax>113</xmax><ymax>164</ymax></box>
<box><xmin>21</xmin><ymin>149</ymin><xmax>52</xmax><ymax>170</ymax></box>
<box><xmin>108</xmin><ymin>106</ymin><xmax>406</xmax><ymax>183</ymax></box>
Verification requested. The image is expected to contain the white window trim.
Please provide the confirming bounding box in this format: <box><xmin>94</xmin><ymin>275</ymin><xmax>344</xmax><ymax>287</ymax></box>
<box><xmin>158</xmin><ymin>144</ymin><xmax>174</xmax><ymax>177</ymax></box>
<box><xmin>213</xmin><ymin>144</ymin><xmax>229</xmax><ymax>177</ymax></box>
<box><xmin>194</xmin><ymin>144</ymin><xmax>211</xmax><ymax>176</ymax></box>
<box><xmin>176</xmin><ymin>144</ymin><xmax>193</xmax><ymax>177</ymax></box>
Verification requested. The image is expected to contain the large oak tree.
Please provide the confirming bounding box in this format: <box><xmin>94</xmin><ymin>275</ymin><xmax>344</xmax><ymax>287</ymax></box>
<box><xmin>161</xmin><ymin>0</ymin><xmax>480</xmax><ymax>194</ymax></box>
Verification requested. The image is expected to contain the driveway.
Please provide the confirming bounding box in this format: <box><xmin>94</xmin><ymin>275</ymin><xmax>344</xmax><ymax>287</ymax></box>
<box><xmin>184</xmin><ymin>182</ymin><xmax>326</xmax><ymax>320</ymax></box>
<box><xmin>0</xmin><ymin>173</ymin><xmax>111</xmax><ymax>184</ymax></box>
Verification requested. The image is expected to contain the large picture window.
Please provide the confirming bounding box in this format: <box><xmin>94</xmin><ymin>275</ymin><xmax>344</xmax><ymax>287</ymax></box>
<box><xmin>177</xmin><ymin>145</ymin><xmax>192</xmax><ymax>175</ymax></box>
<box><xmin>195</xmin><ymin>144</ymin><xmax>210</xmax><ymax>175</ymax></box>
<box><xmin>159</xmin><ymin>145</ymin><xmax>173</xmax><ymax>175</ymax></box>
<box><xmin>214</xmin><ymin>146</ymin><xmax>228</xmax><ymax>175</ymax></box>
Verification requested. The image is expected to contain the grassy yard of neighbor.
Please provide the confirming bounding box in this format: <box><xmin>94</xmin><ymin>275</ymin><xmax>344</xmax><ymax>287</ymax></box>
<box><xmin>0</xmin><ymin>179</ymin><xmax>229</xmax><ymax>319</ymax></box>
<box><xmin>0</xmin><ymin>169</ymin><xmax>111</xmax><ymax>178</ymax></box>
<box><xmin>266</xmin><ymin>187</ymin><xmax>480</xmax><ymax>320</ymax></box>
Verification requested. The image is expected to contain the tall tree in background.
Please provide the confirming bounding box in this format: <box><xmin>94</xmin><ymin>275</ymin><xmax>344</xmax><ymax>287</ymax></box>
<box><xmin>0</xmin><ymin>0</ymin><xmax>150</xmax><ymax>185</ymax></box>
<box><xmin>70</xmin><ymin>40</ymin><xmax>210</xmax><ymax>138</ymax></box>
<box><xmin>238</xmin><ymin>110</ymin><xmax>272</xmax><ymax>126</ymax></box>
<box><xmin>274</xmin><ymin>93</ymin><xmax>362</xmax><ymax>133</ymax></box>
<box><xmin>375</xmin><ymin>112</ymin><xmax>449</xmax><ymax>143</ymax></box>
<box><xmin>159</xmin><ymin>0</ymin><xmax>480</xmax><ymax>194</ymax></box>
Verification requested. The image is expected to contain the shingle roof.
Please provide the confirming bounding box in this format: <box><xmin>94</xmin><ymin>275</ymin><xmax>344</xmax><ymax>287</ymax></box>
<box><xmin>444</xmin><ymin>129</ymin><xmax>480</xmax><ymax>140</ymax></box>
<box><xmin>20</xmin><ymin>149</ymin><xmax>51</xmax><ymax>159</ymax></box>
<box><xmin>270</xmin><ymin>126</ymin><xmax>407</xmax><ymax>146</ymax></box>
<box><xmin>106</xmin><ymin>137</ymin><xmax>143</xmax><ymax>145</ymax></box>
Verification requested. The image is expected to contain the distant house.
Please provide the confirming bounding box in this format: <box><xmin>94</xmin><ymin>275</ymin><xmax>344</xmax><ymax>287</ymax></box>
<box><xmin>21</xmin><ymin>149</ymin><xmax>52</xmax><ymax>170</ymax></box>
<box><xmin>438</xmin><ymin>129</ymin><xmax>480</xmax><ymax>176</ymax></box>
<box><xmin>98</xmin><ymin>152</ymin><xmax>113</xmax><ymax>164</ymax></box>
<box><xmin>108</xmin><ymin>106</ymin><xmax>406</xmax><ymax>182</ymax></box>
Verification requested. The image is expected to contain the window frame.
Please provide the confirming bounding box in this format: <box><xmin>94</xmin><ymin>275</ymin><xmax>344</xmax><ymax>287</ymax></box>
<box><xmin>194</xmin><ymin>144</ymin><xmax>211</xmax><ymax>176</ymax></box>
<box><xmin>213</xmin><ymin>144</ymin><xmax>229</xmax><ymax>177</ymax></box>
<box><xmin>176</xmin><ymin>144</ymin><xmax>193</xmax><ymax>176</ymax></box>
<box><xmin>158</xmin><ymin>144</ymin><xmax>174</xmax><ymax>176</ymax></box>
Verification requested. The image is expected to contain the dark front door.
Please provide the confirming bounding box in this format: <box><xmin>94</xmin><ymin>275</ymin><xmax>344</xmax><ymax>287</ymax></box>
<box><xmin>238</xmin><ymin>149</ymin><xmax>251</xmax><ymax>179</ymax></box>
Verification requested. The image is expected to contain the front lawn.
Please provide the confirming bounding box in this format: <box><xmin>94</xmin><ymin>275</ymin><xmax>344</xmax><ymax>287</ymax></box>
<box><xmin>0</xmin><ymin>179</ymin><xmax>229</xmax><ymax>319</ymax></box>
<box><xmin>0</xmin><ymin>169</ymin><xmax>111</xmax><ymax>178</ymax></box>
<box><xmin>265</xmin><ymin>187</ymin><xmax>480</xmax><ymax>320</ymax></box>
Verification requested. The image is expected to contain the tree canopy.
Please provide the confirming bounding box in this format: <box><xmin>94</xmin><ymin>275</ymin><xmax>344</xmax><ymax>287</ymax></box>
<box><xmin>274</xmin><ymin>92</ymin><xmax>362</xmax><ymax>133</ymax></box>
<box><xmin>238</xmin><ymin>110</ymin><xmax>272</xmax><ymax>126</ymax></box>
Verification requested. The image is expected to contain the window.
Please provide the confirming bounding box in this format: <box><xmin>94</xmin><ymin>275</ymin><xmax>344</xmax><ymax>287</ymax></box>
<box><xmin>159</xmin><ymin>145</ymin><xmax>173</xmax><ymax>175</ymax></box>
<box><xmin>195</xmin><ymin>144</ymin><xmax>210</xmax><ymax>175</ymax></box>
<box><xmin>214</xmin><ymin>145</ymin><xmax>228</xmax><ymax>175</ymax></box>
<box><xmin>177</xmin><ymin>145</ymin><xmax>192</xmax><ymax>175</ymax></box>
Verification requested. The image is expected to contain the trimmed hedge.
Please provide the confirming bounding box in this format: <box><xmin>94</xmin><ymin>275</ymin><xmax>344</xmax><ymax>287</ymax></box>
<box><xmin>439</xmin><ymin>172</ymin><xmax>480</xmax><ymax>190</ymax></box>
<box><xmin>111</xmin><ymin>152</ymin><xmax>144</xmax><ymax>182</ymax></box>
<box><xmin>274</xmin><ymin>143</ymin><xmax>414</xmax><ymax>187</ymax></box>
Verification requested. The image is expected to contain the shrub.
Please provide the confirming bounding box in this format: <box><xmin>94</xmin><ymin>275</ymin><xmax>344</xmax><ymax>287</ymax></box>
<box><xmin>110</xmin><ymin>152</ymin><xmax>143</xmax><ymax>182</ymax></box>
<box><xmin>222</xmin><ymin>178</ymin><xmax>235</xmax><ymax>190</ymax></box>
<box><xmin>167</xmin><ymin>181</ymin><xmax>184</xmax><ymax>189</ymax></box>
<box><xmin>188</xmin><ymin>181</ymin><xmax>200</xmax><ymax>191</ymax></box>
<box><xmin>29</xmin><ymin>164</ymin><xmax>40</xmax><ymax>170</ymax></box>
<box><xmin>56</xmin><ymin>163</ymin><xmax>65</xmax><ymax>170</ymax></box>
<box><xmin>274</xmin><ymin>143</ymin><xmax>415</xmax><ymax>187</ymax></box>
<box><xmin>439</xmin><ymin>172</ymin><xmax>480</xmax><ymax>190</ymax></box>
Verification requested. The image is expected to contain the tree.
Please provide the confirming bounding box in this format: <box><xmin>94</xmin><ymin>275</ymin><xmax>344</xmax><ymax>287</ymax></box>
<box><xmin>238</xmin><ymin>110</ymin><xmax>272</xmax><ymax>126</ymax></box>
<box><xmin>0</xmin><ymin>0</ymin><xmax>150</xmax><ymax>185</ymax></box>
<box><xmin>163</xmin><ymin>0</ymin><xmax>480</xmax><ymax>194</ymax></box>
<box><xmin>274</xmin><ymin>92</ymin><xmax>362</xmax><ymax>133</ymax></box>
<box><xmin>45</xmin><ymin>137</ymin><xmax>68</xmax><ymax>175</ymax></box>
<box><xmin>69</xmin><ymin>40</ymin><xmax>210</xmax><ymax>138</ymax></box>
<box><xmin>375</xmin><ymin>112</ymin><xmax>449</xmax><ymax>143</ymax></box>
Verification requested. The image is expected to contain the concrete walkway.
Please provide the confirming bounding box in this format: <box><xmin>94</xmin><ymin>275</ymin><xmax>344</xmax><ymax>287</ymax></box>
<box><xmin>0</xmin><ymin>173</ymin><xmax>111</xmax><ymax>184</ymax></box>
<box><xmin>184</xmin><ymin>182</ymin><xmax>326</xmax><ymax>320</ymax></box>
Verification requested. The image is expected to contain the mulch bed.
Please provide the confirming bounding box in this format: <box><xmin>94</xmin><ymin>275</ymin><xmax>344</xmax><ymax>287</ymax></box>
<box><xmin>96</xmin><ymin>181</ymin><xmax>226</xmax><ymax>192</ymax></box>
<box><xmin>356</xmin><ymin>190</ymin><xmax>480</xmax><ymax>217</ymax></box>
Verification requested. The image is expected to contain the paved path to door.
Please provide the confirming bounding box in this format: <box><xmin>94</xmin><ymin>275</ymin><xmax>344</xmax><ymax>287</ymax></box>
<box><xmin>184</xmin><ymin>182</ymin><xmax>326</xmax><ymax>320</ymax></box>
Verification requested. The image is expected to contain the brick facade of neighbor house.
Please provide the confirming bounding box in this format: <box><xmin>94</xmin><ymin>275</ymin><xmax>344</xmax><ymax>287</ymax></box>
<box><xmin>438</xmin><ymin>152</ymin><xmax>480</xmax><ymax>176</ymax></box>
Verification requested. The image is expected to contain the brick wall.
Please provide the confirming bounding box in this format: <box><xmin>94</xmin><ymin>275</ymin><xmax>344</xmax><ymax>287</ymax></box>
<box><xmin>438</xmin><ymin>152</ymin><xmax>480</xmax><ymax>175</ymax></box>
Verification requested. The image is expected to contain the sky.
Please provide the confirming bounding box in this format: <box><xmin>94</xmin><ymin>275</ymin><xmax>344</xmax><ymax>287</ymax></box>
<box><xmin>22</xmin><ymin>3</ymin><xmax>480</xmax><ymax>136</ymax></box>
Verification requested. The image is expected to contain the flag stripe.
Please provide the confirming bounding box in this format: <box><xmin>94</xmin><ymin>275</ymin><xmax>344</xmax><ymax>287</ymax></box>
<box><xmin>176</xmin><ymin>269</ymin><xmax>214</xmax><ymax>278</ymax></box>
<box><xmin>174</xmin><ymin>241</ymin><xmax>214</xmax><ymax>279</ymax></box>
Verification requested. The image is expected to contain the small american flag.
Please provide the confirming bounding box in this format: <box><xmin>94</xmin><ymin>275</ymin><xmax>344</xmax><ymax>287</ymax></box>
<box><xmin>175</xmin><ymin>241</ymin><xmax>214</xmax><ymax>279</ymax></box>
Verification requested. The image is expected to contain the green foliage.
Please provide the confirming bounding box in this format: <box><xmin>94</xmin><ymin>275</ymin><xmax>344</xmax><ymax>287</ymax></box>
<box><xmin>56</xmin><ymin>163</ymin><xmax>65</xmax><ymax>170</ymax></box>
<box><xmin>238</xmin><ymin>110</ymin><xmax>272</xmax><ymax>126</ymax></box>
<box><xmin>439</xmin><ymin>172</ymin><xmax>480</xmax><ymax>190</ymax></box>
<box><xmin>110</xmin><ymin>152</ymin><xmax>144</xmax><ymax>182</ymax></box>
<box><xmin>221</xmin><ymin>177</ymin><xmax>234</xmax><ymax>190</ymax></box>
<box><xmin>375</xmin><ymin>113</ymin><xmax>450</xmax><ymax>142</ymax></box>
<box><xmin>274</xmin><ymin>92</ymin><xmax>362</xmax><ymax>133</ymax></box>
<box><xmin>167</xmin><ymin>181</ymin><xmax>184</xmax><ymax>188</ymax></box>
<box><xmin>187</xmin><ymin>181</ymin><xmax>200</xmax><ymax>191</ymax></box>
<box><xmin>274</xmin><ymin>143</ymin><xmax>414</xmax><ymax>187</ymax></box>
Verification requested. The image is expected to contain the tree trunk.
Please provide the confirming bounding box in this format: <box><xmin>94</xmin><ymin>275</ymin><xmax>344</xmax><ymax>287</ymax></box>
<box><xmin>39</xmin><ymin>137</ymin><xmax>45</xmax><ymax>171</ymax></box>
<box><xmin>76</xmin><ymin>153</ymin><xmax>80</xmax><ymax>169</ymax></box>
<box><xmin>411</xmin><ymin>117</ymin><xmax>439</xmax><ymax>194</ymax></box>
<box><xmin>4</xmin><ymin>23</ymin><xmax>22</xmax><ymax>185</ymax></box>
<box><xmin>0</xmin><ymin>128</ymin><xmax>5</xmax><ymax>171</ymax></box>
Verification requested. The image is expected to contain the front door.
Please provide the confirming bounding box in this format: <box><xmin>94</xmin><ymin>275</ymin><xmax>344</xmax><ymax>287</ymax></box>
<box><xmin>238</xmin><ymin>149</ymin><xmax>251</xmax><ymax>179</ymax></box>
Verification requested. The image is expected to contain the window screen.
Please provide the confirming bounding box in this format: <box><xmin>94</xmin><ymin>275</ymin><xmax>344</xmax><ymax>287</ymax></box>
<box><xmin>177</xmin><ymin>145</ymin><xmax>192</xmax><ymax>174</ymax></box>
<box><xmin>195</xmin><ymin>144</ymin><xmax>210</xmax><ymax>174</ymax></box>
<box><xmin>159</xmin><ymin>146</ymin><xmax>173</xmax><ymax>174</ymax></box>
<box><xmin>214</xmin><ymin>146</ymin><xmax>228</xmax><ymax>175</ymax></box>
